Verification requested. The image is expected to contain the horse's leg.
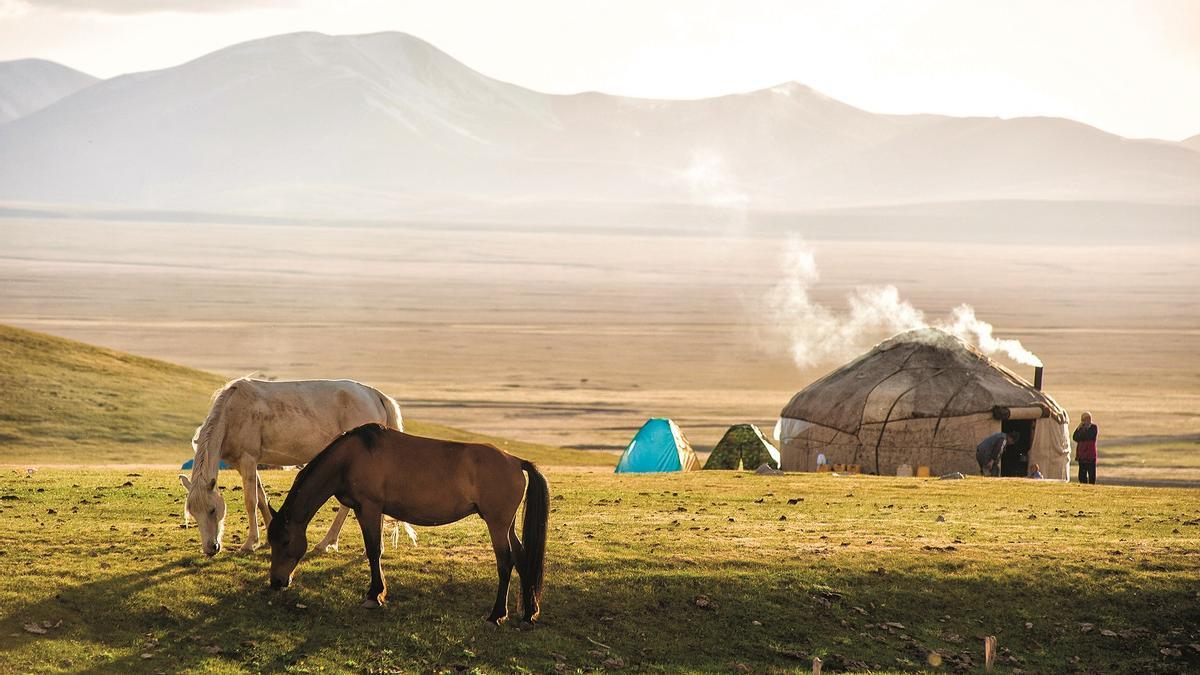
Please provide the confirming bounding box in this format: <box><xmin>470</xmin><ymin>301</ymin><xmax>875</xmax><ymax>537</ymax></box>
<box><xmin>387</xmin><ymin>517</ymin><xmax>400</xmax><ymax>550</ymax></box>
<box><xmin>508</xmin><ymin>520</ymin><xmax>526</xmax><ymax>570</ymax></box>
<box><xmin>313</xmin><ymin>505</ymin><xmax>351</xmax><ymax>554</ymax></box>
<box><xmin>507</xmin><ymin>520</ymin><xmax>535</xmax><ymax>620</ymax></box>
<box><xmin>484</xmin><ymin>515</ymin><xmax>516</xmax><ymax>625</ymax></box>
<box><xmin>255</xmin><ymin>470</ymin><xmax>271</xmax><ymax>526</ymax></box>
<box><xmin>356</xmin><ymin>504</ymin><xmax>387</xmax><ymax>607</ymax></box>
<box><xmin>507</xmin><ymin>520</ymin><xmax>541</xmax><ymax>623</ymax></box>
<box><xmin>237</xmin><ymin>461</ymin><xmax>261</xmax><ymax>553</ymax></box>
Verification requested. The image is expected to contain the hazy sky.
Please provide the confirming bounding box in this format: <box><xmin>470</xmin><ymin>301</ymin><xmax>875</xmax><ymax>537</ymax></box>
<box><xmin>1</xmin><ymin>0</ymin><xmax>1197</xmax><ymax>140</ymax></box>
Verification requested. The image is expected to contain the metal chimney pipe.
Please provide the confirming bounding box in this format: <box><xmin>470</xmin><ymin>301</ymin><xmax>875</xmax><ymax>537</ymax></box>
<box><xmin>1033</xmin><ymin>366</ymin><xmax>1044</xmax><ymax>391</ymax></box>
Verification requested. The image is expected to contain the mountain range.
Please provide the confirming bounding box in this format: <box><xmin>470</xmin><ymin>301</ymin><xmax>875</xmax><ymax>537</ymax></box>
<box><xmin>0</xmin><ymin>59</ymin><xmax>97</xmax><ymax>124</ymax></box>
<box><xmin>0</xmin><ymin>31</ymin><xmax>1198</xmax><ymax>219</ymax></box>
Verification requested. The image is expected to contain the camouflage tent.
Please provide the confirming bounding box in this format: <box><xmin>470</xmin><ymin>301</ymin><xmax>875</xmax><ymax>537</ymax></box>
<box><xmin>703</xmin><ymin>424</ymin><xmax>781</xmax><ymax>470</ymax></box>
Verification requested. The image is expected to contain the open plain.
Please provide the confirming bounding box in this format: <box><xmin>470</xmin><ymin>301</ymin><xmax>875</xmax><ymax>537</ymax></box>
<box><xmin>1</xmin><ymin>214</ymin><xmax>1197</xmax><ymax>481</ymax></box>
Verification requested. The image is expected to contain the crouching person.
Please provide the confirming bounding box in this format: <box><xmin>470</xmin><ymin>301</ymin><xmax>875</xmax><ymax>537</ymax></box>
<box><xmin>976</xmin><ymin>431</ymin><xmax>1013</xmax><ymax>477</ymax></box>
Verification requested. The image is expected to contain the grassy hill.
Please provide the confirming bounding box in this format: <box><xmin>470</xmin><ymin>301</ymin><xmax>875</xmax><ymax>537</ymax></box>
<box><xmin>0</xmin><ymin>324</ymin><xmax>610</xmax><ymax>467</ymax></box>
<box><xmin>0</xmin><ymin>468</ymin><xmax>1196</xmax><ymax>673</ymax></box>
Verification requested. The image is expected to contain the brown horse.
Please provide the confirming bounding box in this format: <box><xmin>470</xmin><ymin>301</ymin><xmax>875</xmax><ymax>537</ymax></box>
<box><xmin>266</xmin><ymin>424</ymin><xmax>548</xmax><ymax>624</ymax></box>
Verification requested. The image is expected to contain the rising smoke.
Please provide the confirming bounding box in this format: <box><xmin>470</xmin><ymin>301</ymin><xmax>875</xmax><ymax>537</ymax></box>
<box><xmin>763</xmin><ymin>237</ymin><xmax>1043</xmax><ymax>368</ymax></box>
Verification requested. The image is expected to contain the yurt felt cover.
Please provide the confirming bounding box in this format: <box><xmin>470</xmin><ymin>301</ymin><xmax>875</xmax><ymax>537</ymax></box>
<box><xmin>615</xmin><ymin>418</ymin><xmax>701</xmax><ymax>473</ymax></box>
<box><xmin>777</xmin><ymin>328</ymin><xmax>1071</xmax><ymax>479</ymax></box>
<box><xmin>780</xmin><ymin>328</ymin><xmax>1067</xmax><ymax>434</ymax></box>
<box><xmin>704</xmin><ymin>424</ymin><xmax>781</xmax><ymax>470</ymax></box>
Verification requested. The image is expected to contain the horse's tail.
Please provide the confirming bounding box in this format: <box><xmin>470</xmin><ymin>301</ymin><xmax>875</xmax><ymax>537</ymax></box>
<box><xmin>374</xmin><ymin>388</ymin><xmax>404</xmax><ymax>432</ymax></box>
<box><xmin>518</xmin><ymin>459</ymin><xmax>549</xmax><ymax>615</ymax></box>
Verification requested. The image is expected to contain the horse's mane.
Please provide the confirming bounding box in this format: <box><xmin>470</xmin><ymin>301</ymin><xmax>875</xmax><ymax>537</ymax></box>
<box><xmin>190</xmin><ymin>378</ymin><xmax>247</xmax><ymax>485</ymax></box>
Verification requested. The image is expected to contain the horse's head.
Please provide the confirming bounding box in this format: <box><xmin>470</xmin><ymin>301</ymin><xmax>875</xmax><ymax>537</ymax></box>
<box><xmin>267</xmin><ymin>505</ymin><xmax>306</xmax><ymax>590</ymax></box>
<box><xmin>179</xmin><ymin>474</ymin><xmax>226</xmax><ymax>556</ymax></box>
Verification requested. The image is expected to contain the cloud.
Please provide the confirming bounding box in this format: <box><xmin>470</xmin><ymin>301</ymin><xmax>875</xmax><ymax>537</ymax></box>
<box><xmin>17</xmin><ymin>0</ymin><xmax>297</xmax><ymax>15</ymax></box>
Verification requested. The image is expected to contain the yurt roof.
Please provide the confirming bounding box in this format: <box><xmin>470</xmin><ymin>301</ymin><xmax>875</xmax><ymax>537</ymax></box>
<box><xmin>780</xmin><ymin>328</ymin><xmax>1067</xmax><ymax>435</ymax></box>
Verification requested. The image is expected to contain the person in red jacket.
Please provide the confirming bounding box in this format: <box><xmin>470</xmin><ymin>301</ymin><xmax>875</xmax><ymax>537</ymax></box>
<box><xmin>1073</xmin><ymin>412</ymin><xmax>1099</xmax><ymax>484</ymax></box>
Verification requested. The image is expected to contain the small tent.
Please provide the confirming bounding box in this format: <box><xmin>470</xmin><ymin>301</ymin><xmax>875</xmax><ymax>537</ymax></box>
<box><xmin>704</xmin><ymin>424</ymin><xmax>781</xmax><ymax>470</ymax></box>
<box><xmin>615</xmin><ymin>418</ymin><xmax>701</xmax><ymax>473</ymax></box>
<box><xmin>776</xmin><ymin>328</ymin><xmax>1071</xmax><ymax>480</ymax></box>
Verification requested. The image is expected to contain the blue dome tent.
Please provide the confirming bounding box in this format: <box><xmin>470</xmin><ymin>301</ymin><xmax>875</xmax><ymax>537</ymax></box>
<box><xmin>180</xmin><ymin>458</ymin><xmax>231</xmax><ymax>470</ymax></box>
<box><xmin>614</xmin><ymin>418</ymin><xmax>701</xmax><ymax>473</ymax></box>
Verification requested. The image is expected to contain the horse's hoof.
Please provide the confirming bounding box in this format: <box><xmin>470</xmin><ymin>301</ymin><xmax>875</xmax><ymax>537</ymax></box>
<box><xmin>361</xmin><ymin>597</ymin><xmax>385</xmax><ymax>608</ymax></box>
<box><xmin>483</xmin><ymin>614</ymin><xmax>508</xmax><ymax>626</ymax></box>
<box><xmin>310</xmin><ymin>544</ymin><xmax>337</xmax><ymax>555</ymax></box>
<box><xmin>238</xmin><ymin>542</ymin><xmax>259</xmax><ymax>554</ymax></box>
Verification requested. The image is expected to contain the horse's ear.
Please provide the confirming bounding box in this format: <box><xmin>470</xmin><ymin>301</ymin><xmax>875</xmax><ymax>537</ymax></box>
<box><xmin>207</xmin><ymin>478</ymin><xmax>217</xmax><ymax>492</ymax></box>
<box><xmin>178</xmin><ymin>475</ymin><xmax>192</xmax><ymax>491</ymax></box>
<box><xmin>267</xmin><ymin>503</ymin><xmax>278</xmax><ymax>520</ymax></box>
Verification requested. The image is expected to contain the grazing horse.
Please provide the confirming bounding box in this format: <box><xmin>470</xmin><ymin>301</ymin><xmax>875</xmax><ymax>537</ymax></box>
<box><xmin>267</xmin><ymin>424</ymin><xmax>549</xmax><ymax>624</ymax></box>
<box><xmin>179</xmin><ymin>378</ymin><xmax>406</xmax><ymax>556</ymax></box>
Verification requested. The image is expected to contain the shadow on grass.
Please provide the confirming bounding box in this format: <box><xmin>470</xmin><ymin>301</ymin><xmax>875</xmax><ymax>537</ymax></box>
<box><xmin>0</xmin><ymin>553</ymin><xmax>344</xmax><ymax>673</ymax></box>
<box><xmin>1</xmin><ymin>548</ymin><xmax>532</xmax><ymax>673</ymax></box>
<box><xmin>2</xmin><ymin>552</ymin><xmax>1198</xmax><ymax>673</ymax></box>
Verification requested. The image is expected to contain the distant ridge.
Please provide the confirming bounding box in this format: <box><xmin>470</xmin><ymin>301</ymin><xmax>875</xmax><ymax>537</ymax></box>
<box><xmin>0</xmin><ymin>32</ymin><xmax>1197</xmax><ymax>216</ymax></box>
<box><xmin>0</xmin><ymin>58</ymin><xmax>98</xmax><ymax>124</ymax></box>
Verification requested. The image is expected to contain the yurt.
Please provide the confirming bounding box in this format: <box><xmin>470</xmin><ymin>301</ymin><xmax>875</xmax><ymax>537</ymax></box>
<box><xmin>615</xmin><ymin>418</ymin><xmax>701</xmax><ymax>473</ymax></box>
<box><xmin>704</xmin><ymin>424</ymin><xmax>781</xmax><ymax>470</ymax></box>
<box><xmin>776</xmin><ymin>328</ymin><xmax>1071</xmax><ymax>480</ymax></box>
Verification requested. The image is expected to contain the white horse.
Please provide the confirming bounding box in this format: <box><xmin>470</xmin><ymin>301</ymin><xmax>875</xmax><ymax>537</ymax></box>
<box><xmin>179</xmin><ymin>377</ymin><xmax>408</xmax><ymax>556</ymax></box>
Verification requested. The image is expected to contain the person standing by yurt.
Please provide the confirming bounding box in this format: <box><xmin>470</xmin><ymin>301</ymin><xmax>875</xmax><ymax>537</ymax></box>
<box><xmin>1073</xmin><ymin>412</ymin><xmax>1099</xmax><ymax>484</ymax></box>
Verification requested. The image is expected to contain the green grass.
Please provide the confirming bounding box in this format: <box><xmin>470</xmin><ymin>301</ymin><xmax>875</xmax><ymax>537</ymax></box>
<box><xmin>0</xmin><ymin>469</ymin><xmax>1196</xmax><ymax>673</ymax></box>
<box><xmin>1101</xmin><ymin>438</ymin><xmax>1200</xmax><ymax>470</ymax></box>
<box><xmin>0</xmin><ymin>324</ymin><xmax>610</xmax><ymax>468</ymax></box>
<box><xmin>0</xmin><ymin>324</ymin><xmax>225</xmax><ymax>464</ymax></box>
<box><xmin>1076</xmin><ymin>437</ymin><xmax>1200</xmax><ymax>484</ymax></box>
